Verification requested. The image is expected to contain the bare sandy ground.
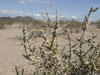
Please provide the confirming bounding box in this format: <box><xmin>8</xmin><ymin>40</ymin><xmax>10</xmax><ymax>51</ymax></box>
<box><xmin>0</xmin><ymin>24</ymin><xmax>28</xmax><ymax>75</ymax></box>
<box><xmin>0</xmin><ymin>24</ymin><xmax>99</xmax><ymax>75</ymax></box>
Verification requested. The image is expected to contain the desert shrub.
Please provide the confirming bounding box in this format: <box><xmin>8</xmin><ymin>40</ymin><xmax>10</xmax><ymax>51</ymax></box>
<box><xmin>65</xmin><ymin>20</ymin><xmax>84</xmax><ymax>28</ymax></box>
<box><xmin>15</xmin><ymin>6</ymin><xmax>100</xmax><ymax>75</ymax></box>
<box><xmin>90</xmin><ymin>19</ymin><xmax>100</xmax><ymax>28</ymax></box>
<box><xmin>53</xmin><ymin>19</ymin><xmax>83</xmax><ymax>29</ymax></box>
<box><xmin>0</xmin><ymin>24</ymin><xmax>5</xmax><ymax>29</ymax></box>
<box><xmin>0</xmin><ymin>20</ymin><xmax>14</xmax><ymax>29</ymax></box>
<box><xmin>0</xmin><ymin>21</ymin><xmax>5</xmax><ymax>29</ymax></box>
<box><xmin>0</xmin><ymin>16</ymin><xmax>42</xmax><ymax>26</ymax></box>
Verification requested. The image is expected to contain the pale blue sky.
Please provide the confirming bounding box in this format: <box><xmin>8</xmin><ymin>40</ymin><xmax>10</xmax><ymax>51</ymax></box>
<box><xmin>0</xmin><ymin>0</ymin><xmax>100</xmax><ymax>20</ymax></box>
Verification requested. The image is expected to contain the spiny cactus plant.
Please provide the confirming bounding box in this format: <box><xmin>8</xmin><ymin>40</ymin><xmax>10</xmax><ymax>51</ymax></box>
<box><xmin>16</xmin><ymin>6</ymin><xmax>100</xmax><ymax>75</ymax></box>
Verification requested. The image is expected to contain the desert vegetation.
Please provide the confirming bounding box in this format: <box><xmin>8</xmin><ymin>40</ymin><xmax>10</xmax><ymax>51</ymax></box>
<box><xmin>0</xmin><ymin>16</ymin><xmax>42</xmax><ymax>29</ymax></box>
<box><xmin>13</xmin><ymin>5</ymin><xmax>100</xmax><ymax>75</ymax></box>
<box><xmin>91</xmin><ymin>19</ymin><xmax>100</xmax><ymax>28</ymax></box>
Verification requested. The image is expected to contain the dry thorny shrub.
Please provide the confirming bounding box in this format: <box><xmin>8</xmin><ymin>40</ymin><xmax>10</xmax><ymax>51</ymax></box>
<box><xmin>15</xmin><ymin>6</ymin><xmax>100</xmax><ymax>75</ymax></box>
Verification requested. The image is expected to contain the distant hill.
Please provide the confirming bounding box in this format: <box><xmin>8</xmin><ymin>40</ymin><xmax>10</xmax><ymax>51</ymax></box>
<box><xmin>0</xmin><ymin>16</ymin><xmax>41</xmax><ymax>25</ymax></box>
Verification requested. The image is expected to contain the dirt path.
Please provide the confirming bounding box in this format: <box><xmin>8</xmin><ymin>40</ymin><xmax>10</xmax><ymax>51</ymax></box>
<box><xmin>0</xmin><ymin>24</ymin><xmax>27</xmax><ymax>75</ymax></box>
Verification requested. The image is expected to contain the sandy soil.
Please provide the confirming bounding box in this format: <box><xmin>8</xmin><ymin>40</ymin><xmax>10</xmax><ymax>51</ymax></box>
<box><xmin>0</xmin><ymin>24</ymin><xmax>99</xmax><ymax>75</ymax></box>
<box><xmin>0</xmin><ymin>24</ymin><xmax>28</xmax><ymax>75</ymax></box>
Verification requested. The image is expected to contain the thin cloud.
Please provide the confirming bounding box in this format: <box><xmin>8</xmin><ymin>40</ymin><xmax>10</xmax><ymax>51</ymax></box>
<box><xmin>71</xmin><ymin>16</ymin><xmax>77</xmax><ymax>19</ymax></box>
<box><xmin>0</xmin><ymin>10</ymin><xmax>42</xmax><ymax>17</ymax></box>
<box><xmin>19</xmin><ymin>0</ymin><xmax>49</xmax><ymax>4</ymax></box>
<box><xmin>20</xmin><ymin>0</ymin><xmax>34</xmax><ymax>4</ymax></box>
<box><xmin>0</xmin><ymin>9</ymin><xmax>68</xmax><ymax>20</ymax></box>
<box><xmin>0</xmin><ymin>10</ymin><xmax>10</xmax><ymax>14</ymax></box>
<box><xmin>27</xmin><ymin>13</ymin><xmax>41</xmax><ymax>17</ymax></box>
<box><xmin>0</xmin><ymin>10</ymin><xmax>24</xmax><ymax>17</ymax></box>
<box><xmin>33</xmin><ymin>13</ymin><xmax>41</xmax><ymax>17</ymax></box>
<box><xmin>27</xmin><ymin>12</ymin><xmax>33</xmax><ymax>16</ymax></box>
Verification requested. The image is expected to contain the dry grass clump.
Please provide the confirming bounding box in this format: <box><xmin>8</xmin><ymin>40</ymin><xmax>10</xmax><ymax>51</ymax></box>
<box><xmin>15</xmin><ymin>6</ymin><xmax>100</xmax><ymax>75</ymax></box>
